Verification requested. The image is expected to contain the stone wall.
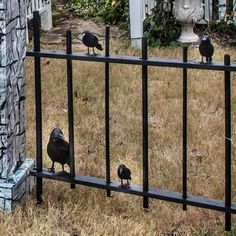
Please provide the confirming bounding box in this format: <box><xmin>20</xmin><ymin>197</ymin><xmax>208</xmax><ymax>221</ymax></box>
<box><xmin>0</xmin><ymin>0</ymin><xmax>27</xmax><ymax>179</ymax></box>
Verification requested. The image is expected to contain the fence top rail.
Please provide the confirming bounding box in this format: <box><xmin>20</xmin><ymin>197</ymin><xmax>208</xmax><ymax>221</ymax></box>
<box><xmin>26</xmin><ymin>49</ymin><xmax>236</xmax><ymax>71</ymax></box>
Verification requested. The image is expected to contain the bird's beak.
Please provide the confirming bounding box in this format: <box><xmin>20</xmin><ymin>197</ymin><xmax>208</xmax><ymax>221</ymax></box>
<box><xmin>57</xmin><ymin>133</ymin><xmax>65</xmax><ymax>140</ymax></box>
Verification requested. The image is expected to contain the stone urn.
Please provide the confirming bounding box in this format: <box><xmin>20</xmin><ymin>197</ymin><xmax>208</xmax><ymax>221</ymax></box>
<box><xmin>173</xmin><ymin>0</ymin><xmax>203</xmax><ymax>43</ymax></box>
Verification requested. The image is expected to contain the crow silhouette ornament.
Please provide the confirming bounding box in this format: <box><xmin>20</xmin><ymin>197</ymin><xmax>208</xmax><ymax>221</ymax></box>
<box><xmin>47</xmin><ymin>128</ymin><xmax>70</xmax><ymax>173</ymax></box>
<box><xmin>118</xmin><ymin>164</ymin><xmax>131</xmax><ymax>188</ymax></box>
<box><xmin>199</xmin><ymin>36</ymin><xmax>214</xmax><ymax>64</ymax></box>
<box><xmin>82</xmin><ymin>31</ymin><xmax>103</xmax><ymax>55</ymax></box>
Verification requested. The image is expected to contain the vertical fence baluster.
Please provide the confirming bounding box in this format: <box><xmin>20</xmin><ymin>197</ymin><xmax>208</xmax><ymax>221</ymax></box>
<box><xmin>142</xmin><ymin>38</ymin><xmax>149</xmax><ymax>209</ymax></box>
<box><xmin>66</xmin><ymin>30</ymin><xmax>76</xmax><ymax>189</ymax></box>
<box><xmin>33</xmin><ymin>11</ymin><xmax>43</xmax><ymax>204</ymax></box>
<box><xmin>224</xmin><ymin>54</ymin><xmax>231</xmax><ymax>231</ymax></box>
<box><xmin>183</xmin><ymin>47</ymin><xmax>188</xmax><ymax>210</ymax></box>
<box><xmin>105</xmin><ymin>26</ymin><xmax>111</xmax><ymax>197</ymax></box>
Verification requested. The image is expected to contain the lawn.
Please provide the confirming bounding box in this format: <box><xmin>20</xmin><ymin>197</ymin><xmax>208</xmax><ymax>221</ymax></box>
<box><xmin>0</xmin><ymin>39</ymin><xmax>235</xmax><ymax>235</ymax></box>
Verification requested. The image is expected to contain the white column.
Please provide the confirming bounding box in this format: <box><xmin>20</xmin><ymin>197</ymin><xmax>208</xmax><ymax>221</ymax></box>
<box><xmin>41</xmin><ymin>0</ymin><xmax>53</xmax><ymax>31</ymax></box>
<box><xmin>204</xmin><ymin>0</ymin><xmax>213</xmax><ymax>22</ymax></box>
<box><xmin>129</xmin><ymin>0</ymin><xmax>145</xmax><ymax>49</ymax></box>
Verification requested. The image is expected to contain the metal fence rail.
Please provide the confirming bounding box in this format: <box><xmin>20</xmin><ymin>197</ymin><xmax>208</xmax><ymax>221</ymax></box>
<box><xmin>27</xmin><ymin>11</ymin><xmax>236</xmax><ymax>231</ymax></box>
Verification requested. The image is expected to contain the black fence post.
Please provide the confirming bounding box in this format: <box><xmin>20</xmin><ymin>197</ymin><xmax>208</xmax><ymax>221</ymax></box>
<box><xmin>105</xmin><ymin>26</ymin><xmax>111</xmax><ymax>197</ymax></box>
<box><xmin>182</xmin><ymin>46</ymin><xmax>188</xmax><ymax>211</ymax></box>
<box><xmin>66</xmin><ymin>30</ymin><xmax>76</xmax><ymax>189</ymax></box>
<box><xmin>142</xmin><ymin>38</ymin><xmax>149</xmax><ymax>209</ymax></box>
<box><xmin>224</xmin><ymin>54</ymin><xmax>231</xmax><ymax>231</ymax></box>
<box><xmin>33</xmin><ymin>11</ymin><xmax>43</xmax><ymax>204</ymax></box>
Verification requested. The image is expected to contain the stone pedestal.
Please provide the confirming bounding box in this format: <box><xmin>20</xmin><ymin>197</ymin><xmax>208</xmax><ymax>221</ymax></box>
<box><xmin>173</xmin><ymin>0</ymin><xmax>203</xmax><ymax>44</ymax></box>
<box><xmin>178</xmin><ymin>24</ymin><xmax>200</xmax><ymax>43</ymax></box>
<box><xmin>0</xmin><ymin>0</ymin><xmax>34</xmax><ymax>212</ymax></box>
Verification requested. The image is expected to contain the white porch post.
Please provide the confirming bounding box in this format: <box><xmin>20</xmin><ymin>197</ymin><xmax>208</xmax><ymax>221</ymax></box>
<box><xmin>203</xmin><ymin>0</ymin><xmax>212</xmax><ymax>22</ymax></box>
<box><xmin>41</xmin><ymin>0</ymin><xmax>53</xmax><ymax>31</ymax></box>
<box><xmin>129</xmin><ymin>0</ymin><xmax>145</xmax><ymax>49</ymax></box>
<box><xmin>0</xmin><ymin>0</ymin><xmax>34</xmax><ymax>212</ymax></box>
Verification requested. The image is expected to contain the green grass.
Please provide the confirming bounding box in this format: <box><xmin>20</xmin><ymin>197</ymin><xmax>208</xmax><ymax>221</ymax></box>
<box><xmin>0</xmin><ymin>39</ymin><xmax>235</xmax><ymax>235</ymax></box>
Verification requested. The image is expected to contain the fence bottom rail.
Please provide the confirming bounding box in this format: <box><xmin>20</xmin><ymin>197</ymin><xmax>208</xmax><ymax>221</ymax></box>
<box><xmin>30</xmin><ymin>168</ymin><xmax>236</xmax><ymax>215</ymax></box>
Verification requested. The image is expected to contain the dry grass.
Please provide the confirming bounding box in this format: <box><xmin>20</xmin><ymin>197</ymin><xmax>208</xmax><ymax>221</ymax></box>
<box><xmin>0</xmin><ymin>39</ymin><xmax>236</xmax><ymax>235</ymax></box>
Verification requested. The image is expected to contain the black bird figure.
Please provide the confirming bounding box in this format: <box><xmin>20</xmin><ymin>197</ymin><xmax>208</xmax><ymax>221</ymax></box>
<box><xmin>117</xmin><ymin>164</ymin><xmax>131</xmax><ymax>188</ymax></box>
<box><xmin>47</xmin><ymin>128</ymin><xmax>70</xmax><ymax>173</ymax></box>
<box><xmin>199</xmin><ymin>36</ymin><xmax>214</xmax><ymax>64</ymax></box>
<box><xmin>82</xmin><ymin>31</ymin><xmax>103</xmax><ymax>55</ymax></box>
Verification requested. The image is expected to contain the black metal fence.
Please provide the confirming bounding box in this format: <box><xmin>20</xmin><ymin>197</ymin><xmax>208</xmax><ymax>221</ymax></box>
<box><xmin>27</xmin><ymin>11</ymin><xmax>236</xmax><ymax>231</ymax></box>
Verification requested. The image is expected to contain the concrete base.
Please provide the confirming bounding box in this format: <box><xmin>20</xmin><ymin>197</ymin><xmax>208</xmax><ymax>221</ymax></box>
<box><xmin>131</xmin><ymin>38</ymin><xmax>142</xmax><ymax>49</ymax></box>
<box><xmin>0</xmin><ymin>158</ymin><xmax>35</xmax><ymax>213</ymax></box>
<box><xmin>178</xmin><ymin>24</ymin><xmax>199</xmax><ymax>44</ymax></box>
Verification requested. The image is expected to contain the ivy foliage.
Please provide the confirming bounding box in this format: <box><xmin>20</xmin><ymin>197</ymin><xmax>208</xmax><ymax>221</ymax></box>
<box><xmin>143</xmin><ymin>1</ymin><xmax>181</xmax><ymax>47</ymax></box>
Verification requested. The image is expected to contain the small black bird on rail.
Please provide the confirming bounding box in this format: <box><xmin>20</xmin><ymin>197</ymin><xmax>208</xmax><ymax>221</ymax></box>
<box><xmin>199</xmin><ymin>35</ymin><xmax>214</xmax><ymax>64</ymax></box>
<box><xmin>117</xmin><ymin>164</ymin><xmax>131</xmax><ymax>188</ymax></box>
<box><xmin>47</xmin><ymin>128</ymin><xmax>70</xmax><ymax>173</ymax></box>
<box><xmin>82</xmin><ymin>31</ymin><xmax>103</xmax><ymax>55</ymax></box>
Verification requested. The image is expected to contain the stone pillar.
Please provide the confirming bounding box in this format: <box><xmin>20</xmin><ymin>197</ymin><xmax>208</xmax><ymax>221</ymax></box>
<box><xmin>0</xmin><ymin>0</ymin><xmax>34</xmax><ymax>212</ymax></box>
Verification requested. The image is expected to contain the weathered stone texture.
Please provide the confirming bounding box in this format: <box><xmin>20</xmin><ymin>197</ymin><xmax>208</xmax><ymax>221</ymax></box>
<box><xmin>0</xmin><ymin>158</ymin><xmax>35</xmax><ymax>213</ymax></box>
<box><xmin>0</xmin><ymin>0</ymin><xmax>27</xmax><ymax>179</ymax></box>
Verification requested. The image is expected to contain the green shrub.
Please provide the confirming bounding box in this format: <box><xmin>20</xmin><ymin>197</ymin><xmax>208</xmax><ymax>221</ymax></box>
<box><xmin>68</xmin><ymin>0</ymin><xmax>104</xmax><ymax>19</ymax></box>
<box><xmin>143</xmin><ymin>4</ymin><xmax>181</xmax><ymax>47</ymax></box>
<box><xmin>209</xmin><ymin>13</ymin><xmax>236</xmax><ymax>45</ymax></box>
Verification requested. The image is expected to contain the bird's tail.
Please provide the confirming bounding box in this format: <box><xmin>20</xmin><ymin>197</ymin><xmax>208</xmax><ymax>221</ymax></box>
<box><xmin>96</xmin><ymin>43</ymin><xmax>103</xmax><ymax>51</ymax></box>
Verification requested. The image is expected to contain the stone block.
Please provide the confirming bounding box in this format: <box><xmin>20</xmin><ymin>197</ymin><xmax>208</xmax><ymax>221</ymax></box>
<box><xmin>0</xmin><ymin>158</ymin><xmax>35</xmax><ymax>213</ymax></box>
